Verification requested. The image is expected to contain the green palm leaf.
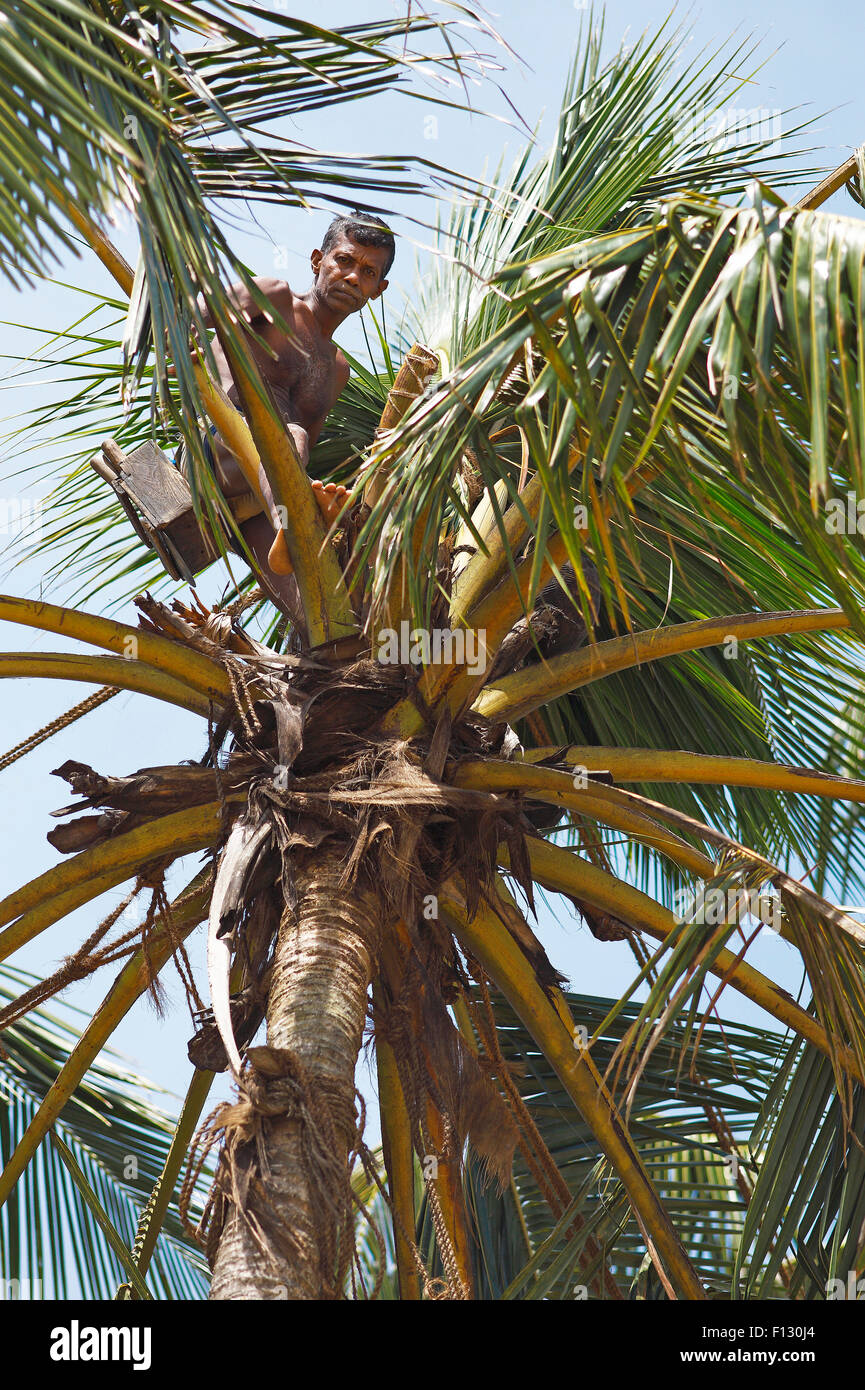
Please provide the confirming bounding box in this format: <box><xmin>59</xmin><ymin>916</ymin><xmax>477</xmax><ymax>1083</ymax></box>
<box><xmin>462</xmin><ymin>986</ymin><xmax>820</xmax><ymax>1299</ymax></box>
<box><xmin>0</xmin><ymin>0</ymin><xmax>506</xmax><ymax>502</ymax></box>
<box><xmin>0</xmin><ymin>963</ymin><xmax>210</xmax><ymax>1299</ymax></box>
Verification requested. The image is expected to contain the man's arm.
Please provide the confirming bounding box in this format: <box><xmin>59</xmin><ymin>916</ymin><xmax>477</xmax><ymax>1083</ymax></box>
<box><xmin>333</xmin><ymin>349</ymin><xmax>350</xmax><ymax>400</ymax></box>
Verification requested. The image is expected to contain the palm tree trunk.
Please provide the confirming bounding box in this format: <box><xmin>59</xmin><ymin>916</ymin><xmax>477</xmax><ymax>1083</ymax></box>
<box><xmin>209</xmin><ymin>855</ymin><xmax>381</xmax><ymax>1299</ymax></box>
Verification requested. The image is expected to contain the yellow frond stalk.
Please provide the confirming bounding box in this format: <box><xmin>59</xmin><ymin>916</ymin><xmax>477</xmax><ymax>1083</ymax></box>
<box><xmin>208</xmin><ymin>339</ymin><xmax>356</xmax><ymax>643</ymax></box>
<box><xmin>0</xmin><ymin>802</ymin><xmax>227</xmax><ymax>960</ymax></box>
<box><xmin>0</xmin><ymin>875</ymin><xmax>210</xmax><ymax>1212</ymax></box>
<box><xmin>515</xmin><ymin>838</ymin><xmax>865</xmax><ymax>1087</ymax></box>
<box><xmin>132</xmin><ymin>1066</ymin><xmax>216</xmax><ymax>1280</ymax></box>
<box><xmin>419</xmin><ymin>532</ymin><xmax>572</xmax><ymax>723</ymax></box>
<box><xmin>1</xmin><ymin>868</ymin><xmax>155</xmax><ymax>967</ymax></box>
<box><xmin>439</xmin><ymin>879</ymin><xmax>707</xmax><ymax>1299</ymax></box>
<box><xmin>474</xmin><ymin>608</ymin><xmax>849</xmax><ymax>723</ymax></box>
<box><xmin>373</xmin><ymin>1013</ymin><xmax>422</xmax><ymax>1301</ymax></box>
<box><xmin>423</xmin><ymin>1097</ymin><xmax>475</xmax><ymax>1299</ymax></box>
<box><xmin>520</xmin><ymin>743</ymin><xmax>865</xmax><ymax>806</ymax></box>
<box><xmin>453</xmin><ymin>760</ymin><xmax>714</xmax><ymax>878</ymax></box>
<box><xmin>449</xmin><ymin>434</ymin><xmax>585</xmax><ymax>625</ymax></box>
<box><xmin>0</xmin><ymin>652</ymin><xmax>218</xmax><ymax>718</ymax></box>
<box><xmin>364</xmin><ymin>345</ymin><xmax>441</xmax><ymax>633</ymax></box>
<box><xmin>0</xmin><ymin>595</ymin><xmax>230</xmax><ymax>703</ymax></box>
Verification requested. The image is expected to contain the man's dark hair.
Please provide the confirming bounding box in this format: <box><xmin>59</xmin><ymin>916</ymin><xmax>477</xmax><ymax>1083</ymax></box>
<box><xmin>321</xmin><ymin>210</ymin><xmax>395</xmax><ymax>277</ymax></box>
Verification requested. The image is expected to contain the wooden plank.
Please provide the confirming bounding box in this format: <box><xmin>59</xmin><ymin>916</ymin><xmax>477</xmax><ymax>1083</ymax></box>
<box><xmin>103</xmin><ymin>438</ymin><xmax>194</xmax><ymax>528</ymax></box>
<box><xmin>90</xmin><ymin>452</ymin><xmax>154</xmax><ymax>549</ymax></box>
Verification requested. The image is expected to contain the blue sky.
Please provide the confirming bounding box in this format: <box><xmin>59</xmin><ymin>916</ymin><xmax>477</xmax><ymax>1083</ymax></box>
<box><xmin>0</xmin><ymin>0</ymin><xmax>862</xmax><ymax>1158</ymax></box>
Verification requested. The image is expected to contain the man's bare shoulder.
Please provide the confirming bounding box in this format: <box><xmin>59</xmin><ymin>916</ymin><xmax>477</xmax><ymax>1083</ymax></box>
<box><xmin>249</xmin><ymin>276</ymin><xmax>296</xmax><ymax>320</ymax></box>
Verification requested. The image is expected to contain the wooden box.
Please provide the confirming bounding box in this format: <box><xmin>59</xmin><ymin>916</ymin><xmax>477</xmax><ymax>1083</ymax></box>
<box><xmin>90</xmin><ymin>438</ymin><xmax>219</xmax><ymax>584</ymax></box>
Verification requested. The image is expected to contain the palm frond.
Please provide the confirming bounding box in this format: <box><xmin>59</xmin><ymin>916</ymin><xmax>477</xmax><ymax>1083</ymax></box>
<box><xmin>735</xmin><ymin>1035</ymin><xmax>865</xmax><ymax>1299</ymax></box>
<box><xmin>464</xmin><ymin>985</ymin><xmax>801</xmax><ymax>1298</ymax></box>
<box><xmin>0</xmin><ymin>962</ymin><xmax>210</xmax><ymax>1299</ymax></box>
<box><xmin>0</xmin><ymin>0</ymin><xmax>508</xmax><ymax>511</ymax></box>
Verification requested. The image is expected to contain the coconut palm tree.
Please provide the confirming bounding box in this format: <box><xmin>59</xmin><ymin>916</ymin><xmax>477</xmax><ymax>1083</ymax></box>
<box><xmin>2</xmin><ymin>1</ymin><xmax>865</xmax><ymax>1300</ymax></box>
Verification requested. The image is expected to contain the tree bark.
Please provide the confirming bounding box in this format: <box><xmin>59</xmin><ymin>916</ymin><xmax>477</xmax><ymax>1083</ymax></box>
<box><xmin>209</xmin><ymin>855</ymin><xmax>381</xmax><ymax>1299</ymax></box>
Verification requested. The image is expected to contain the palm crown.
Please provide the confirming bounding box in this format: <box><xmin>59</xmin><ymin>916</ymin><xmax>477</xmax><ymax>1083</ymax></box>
<box><xmin>1</xmin><ymin>1</ymin><xmax>865</xmax><ymax>1300</ymax></box>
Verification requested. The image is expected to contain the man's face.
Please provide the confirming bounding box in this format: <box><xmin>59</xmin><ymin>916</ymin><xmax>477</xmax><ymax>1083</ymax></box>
<box><xmin>311</xmin><ymin>233</ymin><xmax>390</xmax><ymax>313</ymax></box>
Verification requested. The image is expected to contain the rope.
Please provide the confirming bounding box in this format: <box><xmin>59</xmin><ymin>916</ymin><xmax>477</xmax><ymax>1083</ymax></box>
<box><xmin>222</xmin><ymin>658</ymin><xmax>261</xmax><ymax>740</ymax></box>
<box><xmin>354</xmin><ymin>1131</ymin><xmax>435</xmax><ymax>1298</ymax></box>
<box><xmin>417</xmin><ymin>1116</ymin><xmax>470</xmax><ymax>1301</ymax></box>
<box><xmin>0</xmin><ymin>863</ymin><xmax>209</xmax><ymax>1038</ymax></box>
<box><xmin>0</xmin><ymin>883</ymin><xmax>142</xmax><ymax>1033</ymax></box>
<box><xmin>0</xmin><ymin>685</ymin><xmax>118</xmax><ymax>772</ymax></box>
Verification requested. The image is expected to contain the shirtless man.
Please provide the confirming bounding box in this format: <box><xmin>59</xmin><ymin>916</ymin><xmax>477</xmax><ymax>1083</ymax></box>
<box><xmin>199</xmin><ymin>211</ymin><xmax>393</xmax><ymax>616</ymax></box>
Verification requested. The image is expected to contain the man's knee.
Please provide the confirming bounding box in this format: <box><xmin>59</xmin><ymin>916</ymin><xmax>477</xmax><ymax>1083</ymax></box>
<box><xmin>286</xmin><ymin>423</ymin><xmax>310</xmax><ymax>468</ymax></box>
<box><xmin>211</xmin><ymin>433</ymin><xmax>249</xmax><ymax>497</ymax></box>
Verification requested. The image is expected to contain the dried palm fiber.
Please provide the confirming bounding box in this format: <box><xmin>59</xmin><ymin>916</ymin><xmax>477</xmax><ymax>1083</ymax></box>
<box><xmin>374</xmin><ymin>922</ymin><xmax>520</xmax><ymax>1195</ymax></box>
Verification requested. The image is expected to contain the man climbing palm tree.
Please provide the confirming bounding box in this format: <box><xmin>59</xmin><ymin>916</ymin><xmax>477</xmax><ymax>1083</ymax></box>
<box><xmin>188</xmin><ymin>211</ymin><xmax>393</xmax><ymax>615</ymax></box>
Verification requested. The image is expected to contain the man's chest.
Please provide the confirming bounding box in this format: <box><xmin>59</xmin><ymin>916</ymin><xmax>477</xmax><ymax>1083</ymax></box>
<box><xmin>255</xmin><ymin>319</ymin><xmax>337</xmax><ymax>423</ymax></box>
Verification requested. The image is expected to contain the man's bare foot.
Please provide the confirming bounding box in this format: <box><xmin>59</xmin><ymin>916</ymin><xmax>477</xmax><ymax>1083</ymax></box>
<box><xmin>266</xmin><ymin>480</ymin><xmax>351</xmax><ymax>574</ymax></box>
<box><xmin>311</xmin><ymin>479</ymin><xmax>350</xmax><ymax>526</ymax></box>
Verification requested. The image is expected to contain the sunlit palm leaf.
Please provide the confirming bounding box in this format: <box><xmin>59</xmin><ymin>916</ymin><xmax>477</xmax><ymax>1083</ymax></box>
<box><xmin>735</xmin><ymin>1034</ymin><xmax>865</xmax><ymax>1299</ymax></box>
<box><xmin>0</xmin><ymin>0</ymin><xmax>506</xmax><ymax>501</ymax></box>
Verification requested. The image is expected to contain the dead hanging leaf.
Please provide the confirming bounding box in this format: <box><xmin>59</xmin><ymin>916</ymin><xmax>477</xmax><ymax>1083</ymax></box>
<box><xmin>376</xmin><ymin>942</ymin><xmax>519</xmax><ymax>1193</ymax></box>
<box><xmin>190</xmin><ymin>884</ymin><xmax>279</xmax><ymax>1071</ymax></box>
<box><xmin>207</xmin><ymin>818</ymin><xmax>276</xmax><ymax>1075</ymax></box>
<box><xmin>420</xmin><ymin>985</ymin><xmax>519</xmax><ymax>1192</ymax></box>
<box><xmin>425</xmin><ymin>707</ymin><xmax>453</xmax><ymax>781</ymax></box>
<box><xmin>492</xmin><ymin>895</ymin><xmax>568</xmax><ymax>993</ymax></box>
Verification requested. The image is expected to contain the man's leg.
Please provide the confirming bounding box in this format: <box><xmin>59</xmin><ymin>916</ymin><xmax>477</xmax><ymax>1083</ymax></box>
<box><xmin>212</xmin><ymin>424</ymin><xmax>350</xmax><ymax>577</ymax></box>
<box><xmin>235</xmin><ymin>512</ymin><xmax>308</xmax><ymax>639</ymax></box>
<box><xmin>266</xmin><ymin>424</ymin><xmax>349</xmax><ymax>574</ymax></box>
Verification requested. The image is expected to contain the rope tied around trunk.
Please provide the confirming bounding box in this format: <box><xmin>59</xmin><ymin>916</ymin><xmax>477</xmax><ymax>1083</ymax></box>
<box><xmin>181</xmin><ymin>1043</ymin><xmax>356</xmax><ymax>1298</ymax></box>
